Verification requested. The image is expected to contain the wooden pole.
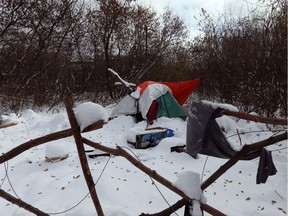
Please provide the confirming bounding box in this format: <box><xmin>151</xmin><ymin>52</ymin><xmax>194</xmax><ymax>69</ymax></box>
<box><xmin>0</xmin><ymin>121</ymin><xmax>105</xmax><ymax>164</ymax></box>
<box><xmin>139</xmin><ymin>199</ymin><xmax>226</xmax><ymax>216</ymax></box>
<box><xmin>0</xmin><ymin>122</ymin><xmax>17</xmax><ymax>129</ymax></box>
<box><xmin>222</xmin><ymin>109</ymin><xmax>287</xmax><ymax>125</ymax></box>
<box><xmin>0</xmin><ymin>128</ymin><xmax>72</xmax><ymax>164</ymax></box>
<box><xmin>64</xmin><ymin>95</ymin><xmax>104</xmax><ymax>216</ymax></box>
<box><xmin>0</xmin><ymin>189</ymin><xmax>49</xmax><ymax>216</ymax></box>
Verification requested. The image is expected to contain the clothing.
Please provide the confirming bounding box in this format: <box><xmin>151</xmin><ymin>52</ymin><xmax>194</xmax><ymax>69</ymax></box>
<box><xmin>186</xmin><ymin>101</ymin><xmax>277</xmax><ymax>184</ymax></box>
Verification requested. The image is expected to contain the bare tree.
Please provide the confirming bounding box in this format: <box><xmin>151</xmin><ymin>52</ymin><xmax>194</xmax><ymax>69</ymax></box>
<box><xmin>189</xmin><ymin>0</ymin><xmax>287</xmax><ymax>116</ymax></box>
<box><xmin>0</xmin><ymin>0</ymin><xmax>86</xmax><ymax>110</ymax></box>
<box><xmin>87</xmin><ymin>0</ymin><xmax>188</xmax><ymax>98</ymax></box>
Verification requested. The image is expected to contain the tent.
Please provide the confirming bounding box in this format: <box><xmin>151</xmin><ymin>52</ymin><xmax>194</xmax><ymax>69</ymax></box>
<box><xmin>111</xmin><ymin>78</ymin><xmax>202</xmax><ymax>123</ymax></box>
<box><xmin>137</xmin><ymin>79</ymin><xmax>202</xmax><ymax>106</ymax></box>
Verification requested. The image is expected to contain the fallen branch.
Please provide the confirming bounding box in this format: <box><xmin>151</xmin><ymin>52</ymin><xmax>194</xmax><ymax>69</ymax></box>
<box><xmin>140</xmin><ymin>199</ymin><xmax>226</xmax><ymax>216</ymax></box>
<box><xmin>0</xmin><ymin>128</ymin><xmax>72</xmax><ymax>164</ymax></box>
<box><xmin>0</xmin><ymin>121</ymin><xmax>105</xmax><ymax>164</ymax></box>
<box><xmin>222</xmin><ymin>109</ymin><xmax>287</xmax><ymax>125</ymax></box>
<box><xmin>0</xmin><ymin>122</ymin><xmax>17</xmax><ymax>129</ymax></box>
<box><xmin>140</xmin><ymin>199</ymin><xmax>187</xmax><ymax>216</ymax></box>
<box><xmin>0</xmin><ymin>189</ymin><xmax>48</xmax><ymax>216</ymax></box>
<box><xmin>82</xmin><ymin>138</ymin><xmax>189</xmax><ymax>199</ymax></box>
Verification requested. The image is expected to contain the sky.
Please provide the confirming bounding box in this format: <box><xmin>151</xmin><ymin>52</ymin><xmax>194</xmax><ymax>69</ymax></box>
<box><xmin>138</xmin><ymin>0</ymin><xmax>261</xmax><ymax>38</ymax></box>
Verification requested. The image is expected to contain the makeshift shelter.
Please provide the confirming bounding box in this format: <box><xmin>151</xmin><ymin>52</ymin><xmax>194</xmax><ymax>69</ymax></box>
<box><xmin>111</xmin><ymin>78</ymin><xmax>202</xmax><ymax>123</ymax></box>
<box><xmin>137</xmin><ymin>79</ymin><xmax>201</xmax><ymax>106</ymax></box>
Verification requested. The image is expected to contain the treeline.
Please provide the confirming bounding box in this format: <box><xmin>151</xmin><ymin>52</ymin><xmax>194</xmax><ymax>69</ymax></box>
<box><xmin>0</xmin><ymin>0</ymin><xmax>286</xmax><ymax>117</ymax></box>
<box><xmin>190</xmin><ymin>0</ymin><xmax>287</xmax><ymax>117</ymax></box>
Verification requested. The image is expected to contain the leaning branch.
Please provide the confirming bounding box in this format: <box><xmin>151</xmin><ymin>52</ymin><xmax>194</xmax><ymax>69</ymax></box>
<box><xmin>82</xmin><ymin>138</ymin><xmax>225</xmax><ymax>216</ymax></box>
<box><xmin>65</xmin><ymin>95</ymin><xmax>104</xmax><ymax>216</ymax></box>
<box><xmin>0</xmin><ymin>123</ymin><xmax>17</xmax><ymax>129</ymax></box>
<box><xmin>201</xmin><ymin>132</ymin><xmax>287</xmax><ymax>190</ymax></box>
<box><xmin>140</xmin><ymin>199</ymin><xmax>226</xmax><ymax>216</ymax></box>
<box><xmin>145</xmin><ymin>132</ymin><xmax>287</xmax><ymax>215</ymax></box>
<box><xmin>0</xmin><ymin>128</ymin><xmax>72</xmax><ymax>164</ymax></box>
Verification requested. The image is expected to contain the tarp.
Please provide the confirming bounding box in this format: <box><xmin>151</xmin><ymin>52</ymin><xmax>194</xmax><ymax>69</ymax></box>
<box><xmin>111</xmin><ymin>78</ymin><xmax>202</xmax><ymax>123</ymax></box>
<box><xmin>156</xmin><ymin>91</ymin><xmax>187</xmax><ymax>120</ymax></box>
<box><xmin>137</xmin><ymin>78</ymin><xmax>202</xmax><ymax>106</ymax></box>
<box><xmin>139</xmin><ymin>83</ymin><xmax>187</xmax><ymax>123</ymax></box>
<box><xmin>111</xmin><ymin>95</ymin><xmax>137</xmax><ymax>117</ymax></box>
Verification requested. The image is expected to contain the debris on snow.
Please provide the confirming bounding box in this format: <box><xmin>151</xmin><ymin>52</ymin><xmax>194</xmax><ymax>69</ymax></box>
<box><xmin>45</xmin><ymin>142</ymin><xmax>69</xmax><ymax>163</ymax></box>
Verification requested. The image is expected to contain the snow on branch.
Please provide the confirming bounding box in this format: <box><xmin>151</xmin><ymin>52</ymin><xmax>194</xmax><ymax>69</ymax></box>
<box><xmin>173</xmin><ymin>171</ymin><xmax>206</xmax><ymax>216</ymax></box>
<box><xmin>108</xmin><ymin>68</ymin><xmax>136</xmax><ymax>91</ymax></box>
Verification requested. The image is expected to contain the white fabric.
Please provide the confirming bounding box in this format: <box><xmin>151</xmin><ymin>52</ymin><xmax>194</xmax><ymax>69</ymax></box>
<box><xmin>130</xmin><ymin>87</ymin><xmax>141</xmax><ymax>99</ymax></box>
<box><xmin>139</xmin><ymin>84</ymin><xmax>171</xmax><ymax>119</ymax></box>
<box><xmin>111</xmin><ymin>95</ymin><xmax>138</xmax><ymax>117</ymax></box>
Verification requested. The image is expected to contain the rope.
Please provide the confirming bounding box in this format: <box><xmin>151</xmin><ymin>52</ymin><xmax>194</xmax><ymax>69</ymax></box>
<box><xmin>1</xmin><ymin>155</ymin><xmax>111</xmax><ymax>215</ymax></box>
<box><xmin>120</xmin><ymin>146</ymin><xmax>179</xmax><ymax>216</ymax></box>
<box><xmin>48</xmin><ymin>156</ymin><xmax>111</xmax><ymax>215</ymax></box>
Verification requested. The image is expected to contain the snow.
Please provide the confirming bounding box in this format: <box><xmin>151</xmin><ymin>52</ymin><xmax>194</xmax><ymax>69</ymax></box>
<box><xmin>202</xmin><ymin>100</ymin><xmax>239</xmax><ymax>112</ymax></box>
<box><xmin>130</xmin><ymin>87</ymin><xmax>141</xmax><ymax>99</ymax></box>
<box><xmin>74</xmin><ymin>102</ymin><xmax>109</xmax><ymax>132</ymax></box>
<box><xmin>110</xmin><ymin>95</ymin><xmax>137</xmax><ymax>117</ymax></box>
<box><xmin>173</xmin><ymin>171</ymin><xmax>206</xmax><ymax>216</ymax></box>
<box><xmin>45</xmin><ymin>142</ymin><xmax>69</xmax><ymax>159</ymax></box>
<box><xmin>0</xmin><ymin>101</ymin><xmax>287</xmax><ymax>216</ymax></box>
<box><xmin>173</xmin><ymin>171</ymin><xmax>206</xmax><ymax>202</ymax></box>
<box><xmin>108</xmin><ymin>68</ymin><xmax>136</xmax><ymax>90</ymax></box>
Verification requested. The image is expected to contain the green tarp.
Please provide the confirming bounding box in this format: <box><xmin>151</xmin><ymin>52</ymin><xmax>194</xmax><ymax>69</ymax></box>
<box><xmin>156</xmin><ymin>92</ymin><xmax>187</xmax><ymax>120</ymax></box>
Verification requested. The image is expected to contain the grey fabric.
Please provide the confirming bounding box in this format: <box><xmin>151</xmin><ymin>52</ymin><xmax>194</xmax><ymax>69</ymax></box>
<box><xmin>186</xmin><ymin>101</ymin><xmax>277</xmax><ymax>184</ymax></box>
<box><xmin>256</xmin><ymin>148</ymin><xmax>277</xmax><ymax>184</ymax></box>
<box><xmin>185</xmin><ymin>101</ymin><xmax>212</xmax><ymax>156</ymax></box>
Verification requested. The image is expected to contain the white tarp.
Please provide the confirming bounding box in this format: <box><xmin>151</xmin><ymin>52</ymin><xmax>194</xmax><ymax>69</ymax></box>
<box><xmin>111</xmin><ymin>95</ymin><xmax>138</xmax><ymax>117</ymax></box>
<box><xmin>139</xmin><ymin>84</ymin><xmax>171</xmax><ymax>119</ymax></box>
<box><xmin>111</xmin><ymin>84</ymin><xmax>171</xmax><ymax>119</ymax></box>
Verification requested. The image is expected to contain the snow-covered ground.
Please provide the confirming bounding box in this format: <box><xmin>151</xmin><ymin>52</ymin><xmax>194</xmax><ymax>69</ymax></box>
<box><xmin>0</xmin><ymin>101</ymin><xmax>287</xmax><ymax>216</ymax></box>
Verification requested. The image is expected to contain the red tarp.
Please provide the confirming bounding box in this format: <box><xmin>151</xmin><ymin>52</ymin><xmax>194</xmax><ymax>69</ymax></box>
<box><xmin>136</xmin><ymin>78</ymin><xmax>202</xmax><ymax>106</ymax></box>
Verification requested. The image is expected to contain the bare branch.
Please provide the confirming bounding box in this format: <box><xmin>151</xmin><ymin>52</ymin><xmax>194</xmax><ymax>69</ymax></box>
<box><xmin>201</xmin><ymin>132</ymin><xmax>287</xmax><ymax>190</ymax></box>
<box><xmin>0</xmin><ymin>189</ymin><xmax>48</xmax><ymax>216</ymax></box>
<box><xmin>64</xmin><ymin>95</ymin><xmax>104</xmax><ymax>216</ymax></box>
<box><xmin>222</xmin><ymin>109</ymin><xmax>287</xmax><ymax>125</ymax></box>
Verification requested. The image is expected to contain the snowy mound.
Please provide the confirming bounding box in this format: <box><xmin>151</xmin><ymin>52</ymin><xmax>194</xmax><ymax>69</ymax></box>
<box><xmin>173</xmin><ymin>171</ymin><xmax>207</xmax><ymax>216</ymax></box>
<box><xmin>74</xmin><ymin>102</ymin><xmax>109</xmax><ymax>132</ymax></box>
<box><xmin>45</xmin><ymin>142</ymin><xmax>69</xmax><ymax>162</ymax></box>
